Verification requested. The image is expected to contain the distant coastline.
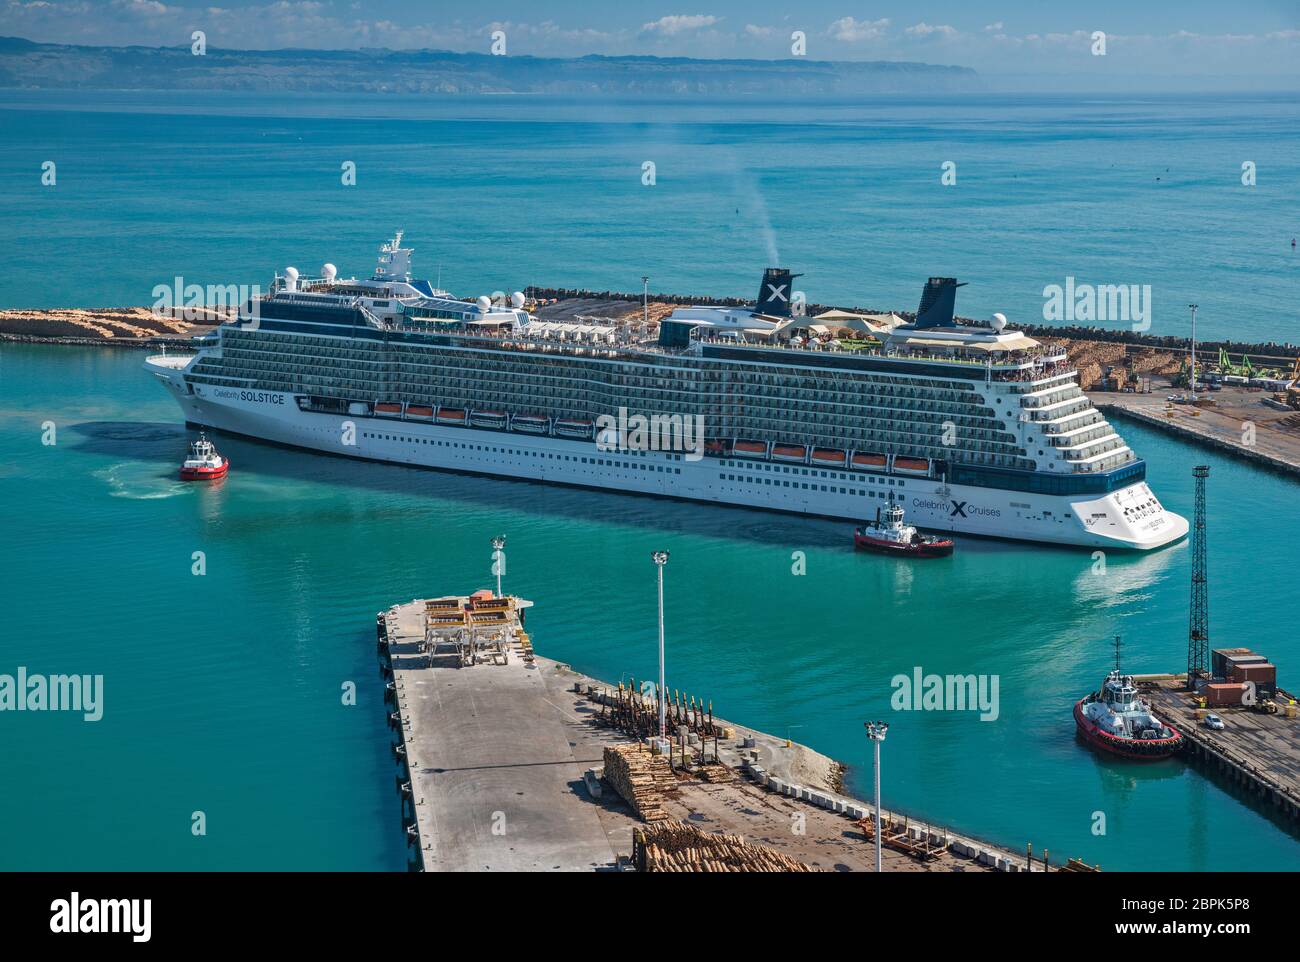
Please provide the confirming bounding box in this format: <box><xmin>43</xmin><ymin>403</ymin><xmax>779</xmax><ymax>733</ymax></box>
<box><xmin>0</xmin><ymin>35</ymin><xmax>979</xmax><ymax>95</ymax></box>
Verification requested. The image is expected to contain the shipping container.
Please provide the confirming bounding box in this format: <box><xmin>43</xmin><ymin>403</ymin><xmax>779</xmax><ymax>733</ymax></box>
<box><xmin>1230</xmin><ymin>663</ymin><xmax>1277</xmax><ymax>689</ymax></box>
<box><xmin>1212</xmin><ymin>648</ymin><xmax>1256</xmax><ymax>677</ymax></box>
<box><xmin>1203</xmin><ymin>683</ymin><xmax>1247</xmax><ymax>707</ymax></box>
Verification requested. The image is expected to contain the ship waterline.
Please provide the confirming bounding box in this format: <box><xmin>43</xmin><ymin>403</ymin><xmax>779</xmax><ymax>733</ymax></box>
<box><xmin>142</xmin><ymin>237</ymin><xmax>1188</xmax><ymax>550</ymax></box>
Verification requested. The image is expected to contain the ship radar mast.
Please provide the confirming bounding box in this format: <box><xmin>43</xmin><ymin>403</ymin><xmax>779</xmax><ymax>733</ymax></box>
<box><xmin>374</xmin><ymin>230</ymin><xmax>413</xmax><ymax>281</ymax></box>
<box><xmin>1114</xmin><ymin>634</ymin><xmax>1122</xmax><ymax>673</ymax></box>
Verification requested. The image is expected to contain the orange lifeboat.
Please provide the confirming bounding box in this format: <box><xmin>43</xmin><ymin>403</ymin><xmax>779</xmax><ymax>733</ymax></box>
<box><xmin>436</xmin><ymin>407</ymin><xmax>468</xmax><ymax>425</ymax></box>
<box><xmin>850</xmin><ymin>452</ymin><xmax>887</xmax><ymax>471</ymax></box>
<box><xmin>893</xmin><ymin>456</ymin><xmax>931</xmax><ymax>475</ymax></box>
<box><xmin>554</xmin><ymin>418</ymin><xmax>594</xmax><ymax>439</ymax></box>
<box><xmin>810</xmin><ymin>447</ymin><xmax>847</xmax><ymax>467</ymax></box>
<box><xmin>375</xmin><ymin>401</ymin><xmax>403</xmax><ymax>416</ymax></box>
<box><xmin>511</xmin><ymin>414</ymin><xmax>550</xmax><ymax>434</ymax></box>
<box><xmin>733</xmin><ymin>439</ymin><xmax>769</xmax><ymax>458</ymax></box>
<box><xmin>771</xmin><ymin>443</ymin><xmax>808</xmax><ymax>463</ymax></box>
<box><xmin>406</xmin><ymin>405</ymin><xmax>434</xmax><ymax>420</ymax></box>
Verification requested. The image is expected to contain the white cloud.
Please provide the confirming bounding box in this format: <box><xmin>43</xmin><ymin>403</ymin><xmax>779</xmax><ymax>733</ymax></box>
<box><xmin>640</xmin><ymin>15</ymin><xmax>722</xmax><ymax>36</ymax></box>
<box><xmin>744</xmin><ymin>24</ymin><xmax>774</xmax><ymax>38</ymax></box>
<box><xmin>827</xmin><ymin>16</ymin><xmax>889</xmax><ymax>43</ymax></box>
<box><xmin>111</xmin><ymin>0</ymin><xmax>171</xmax><ymax>15</ymax></box>
<box><xmin>905</xmin><ymin>22</ymin><xmax>957</xmax><ymax>40</ymax></box>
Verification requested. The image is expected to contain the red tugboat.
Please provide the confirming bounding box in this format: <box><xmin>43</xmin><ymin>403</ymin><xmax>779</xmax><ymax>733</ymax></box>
<box><xmin>854</xmin><ymin>503</ymin><xmax>954</xmax><ymax>558</ymax></box>
<box><xmin>179</xmin><ymin>433</ymin><xmax>229</xmax><ymax>481</ymax></box>
<box><xmin>1074</xmin><ymin>637</ymin><xmax>1183</xmax><ymax>760</ymax></box>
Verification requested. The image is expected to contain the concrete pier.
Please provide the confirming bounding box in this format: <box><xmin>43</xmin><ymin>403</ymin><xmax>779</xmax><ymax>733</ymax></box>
<box><xmin>380</xmin><ymin>596</ymin><xmax>624</xmax><ymax>871</ymax></box>
<box><xmin>1095</xmin><ymin>391</ymin><xmax>1300</xmax><ymax>478</ymax></box>
<box><xmin>1141</xmin><ymin>676</ymin><xmax>1300</xmax><ymax>824</ymax></box>
<box><xmin>378</xmin><ymin>594</ymin><xmax>1056</xmax><ymax>872</ymax></box>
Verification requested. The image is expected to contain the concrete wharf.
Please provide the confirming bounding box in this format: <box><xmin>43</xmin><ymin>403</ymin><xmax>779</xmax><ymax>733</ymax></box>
<box><xmin>1140</xmin><ymin>675</ymin><xmax>1300</xmax><ymax>825</ymax></box>
<box><xmin>377</xmin><ymin>593</ymin><xmax>1065</xmax><ymax>873</ymax></box>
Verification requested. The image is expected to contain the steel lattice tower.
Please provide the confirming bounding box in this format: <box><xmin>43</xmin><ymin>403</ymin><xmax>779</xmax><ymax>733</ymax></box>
<box><xmin>1187</xmin><ymin>465</ymin><xmax>1210</xmax><ymax>689</ymax></box>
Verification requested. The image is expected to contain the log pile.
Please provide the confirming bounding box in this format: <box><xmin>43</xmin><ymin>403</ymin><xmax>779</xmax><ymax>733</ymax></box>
<box><xmin>602</xmin><ymin>744</ymin><xmax>676</xmax><ymax>822</ymax></box>
<box><xmin>695</xmin><ymin>763</ymin><xmax>736</xmax><ymax>784</ymax></box>
<box><xmin>633</xmin><ymin>823</ymin><xmax>816</xmax><ymax>872</ymax></box>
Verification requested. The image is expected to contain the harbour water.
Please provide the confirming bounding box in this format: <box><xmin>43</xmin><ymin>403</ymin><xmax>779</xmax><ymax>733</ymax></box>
<box><xmin>2</xmin><ymin>89</ymin><xmax>1299</xmax><ymax>871</ymax></box>
<box><xmin>1</xmin><ymin>90</ymin><xmax>1298</xmax><ymax>345</ymax></box>
<box><xmin>1</xmin><ymin>343</ymin><xmax>1299</xmax><ymax>871</ymax></box>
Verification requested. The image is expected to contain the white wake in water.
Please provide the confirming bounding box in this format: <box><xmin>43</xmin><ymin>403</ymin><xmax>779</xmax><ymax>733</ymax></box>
<box><xmin>96</xmin><ymin>462</ymin><xmax>190</xmax><ymax>500</ymax></box>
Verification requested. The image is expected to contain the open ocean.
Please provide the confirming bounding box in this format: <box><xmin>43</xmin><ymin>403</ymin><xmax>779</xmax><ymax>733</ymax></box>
<box><xmin>1</xmin><ymin>90</ymin><xmax>1299</xmax><ymax>870</ymax></box>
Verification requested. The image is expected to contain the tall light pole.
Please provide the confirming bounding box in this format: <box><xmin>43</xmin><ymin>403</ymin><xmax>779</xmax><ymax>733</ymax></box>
<box><xmin>652</xmin><ymin>550</ymin><xmax>669</xmax><ymax>748</ymax></box>
<box><xmin>1189</xmin><ymin>303</ymin><xmax>1199</xmax><ymax>402</ymax></box>
<box><xmin>491</xmin><ymin>535</ymin><xmax>506</xmax><ymax>597</ymax></box>
<box><xmin>865</xmin><ymin>721</ymin><xmax>889</xmax><ymax>873</ymax></box>
<box><xmin>642</xmin><ymin>276</ymin><xmax>650</xmax><ymax>328</ymax></box>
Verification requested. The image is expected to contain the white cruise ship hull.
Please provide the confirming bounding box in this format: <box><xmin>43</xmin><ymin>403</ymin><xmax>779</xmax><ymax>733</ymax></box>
<box><xmin>146</xmin><ymin>361</ymin><xmax>1188</xmax><ymax>551</ymax></box>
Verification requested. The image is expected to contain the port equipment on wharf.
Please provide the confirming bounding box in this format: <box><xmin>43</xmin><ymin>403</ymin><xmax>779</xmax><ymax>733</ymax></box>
<box><xmin>865</xmin><ymin>721</ymin><xmax>889</xmax><ymax>873</ymax></box>
<box><xmin>652</xmin><ymin>549</ymin><xmax>669</xmax><ymax>754</ymax></box>
<box><xmin>1133</xmin><ymin>463</ymin><xmax>1300</xmax><ymax>823</ymax></box>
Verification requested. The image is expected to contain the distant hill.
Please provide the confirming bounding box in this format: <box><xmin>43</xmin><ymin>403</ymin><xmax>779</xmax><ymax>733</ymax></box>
<box><xmin>0</xmin><ymin>36</ymin><xmax>979</xmax><ymax>95</ymax></box>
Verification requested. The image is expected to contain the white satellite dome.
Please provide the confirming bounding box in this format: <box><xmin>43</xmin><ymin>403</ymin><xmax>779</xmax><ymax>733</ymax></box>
<box><xmin>284</xmin><ymin>266</ymin><xmax>299</xmax><ymax>291</ymax></box>
<box><xmin>475</xmin><ymin>295</ymin><xmax>492</xmax><ymax>312</ymax></box>
<box><xmin>991</xmin><ymin>312</ymin><xmax>1008</xmax><ymax>332</ymax></box>
<box><xmin>322</xmin><ymin>263</ymin><xmax>337</xmax><ymax>282</ymax></box>
<box><xmin>510</xmin><ymin>291</ymin><xmax>526</xmax><ymax>309</ymax></box>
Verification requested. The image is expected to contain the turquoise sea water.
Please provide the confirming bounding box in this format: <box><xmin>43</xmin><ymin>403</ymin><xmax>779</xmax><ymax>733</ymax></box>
<box><xmin>2</xmin><ymin>91</ymin><xmax>1300</xmax><ymax>871</ymax></box>
<box><xmin>0</xmin><ymin>91</ymin><xmax>1298</xmax><ymax>343</ymax></box>
<box><xmin>2</xmin><ymin>345</ymin><xmax>1299</xmax><ymax>871</ymax></box>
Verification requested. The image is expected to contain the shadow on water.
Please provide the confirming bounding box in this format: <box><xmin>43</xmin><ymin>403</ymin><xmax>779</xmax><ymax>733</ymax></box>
<box><xmin>1080</xmin><ymin>731</ymin><xmax>1300</xmax><ymax>845</ymax></box>
<box><xmin>69</xmin><ymin>418</ymin><xmax>1120</xmax><ymax>560</ymax></box>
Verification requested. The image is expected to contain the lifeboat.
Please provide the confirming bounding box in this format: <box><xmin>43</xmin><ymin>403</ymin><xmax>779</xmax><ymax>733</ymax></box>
<box><xmin>470</xmin><ymin>410</ymin><xmax>507</xmax><ymax>430</ymax></box>
<box><xmin>554</xmin><ymin>418</ymin><xmax>595</xmax><ymax>439</ymax></box>
<box><xmin>375</xmin><ymin>401</ymin><xmax>403</xmax><ymax>417</ymax></box>
<box><xmin>704</xmin><ymin>439</ymin><xmax>732</xmax><ymax>457</ymax></box>
<box><xmin>179</xmin><ymin>433</ymin><xmax>228</xmax><ymax>481</ymax></box>
<box><xmin>893</xmin><ymin>456</ymin><xmax>931</xmax><ymax>475</ymax></box>
<box><xmin>771</xmin><ymin>443</ymin><xmax>808</xmax><ymax>464</ymax></box>
<box><xmin>732</xmin><ymin>439</ymin><xmax>769</xmax><ymax>459</ymax></box>
<box><xmin>850</xmin><ymin>452</ymin><xmax>887</xmax><ymax>471</ymax></box>
<box><xmin>511</xmin><ymin>414</ymin><xmax>550</xmax><ymax>435</ymax></box>
<box><xmin>810</xmin><ymin>447</ymin><xmax>848</xmax><ymax>468</ymax></box>
<box><xmin>436</xmin><ymin>407</ymin><xmax>468</xmax><ymax>425</ymax></box>
<box><xmin>406</xmin><ymin>405</ymin><xmax>434</xmax><ymax>420</ymax></box>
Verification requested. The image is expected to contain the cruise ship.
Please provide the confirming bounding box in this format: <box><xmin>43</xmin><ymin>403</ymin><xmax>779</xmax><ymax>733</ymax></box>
<box><xmin>145</xmin><ymin>234</ymin><xmax>1188</xmax><ymax>550</ymax></box>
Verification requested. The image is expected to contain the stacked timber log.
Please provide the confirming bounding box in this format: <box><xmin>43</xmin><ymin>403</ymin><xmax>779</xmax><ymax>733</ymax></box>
<box><xmin>633</xmin><ymin>823</ymin><xmax>815</xmax><ymax>872</ymax></box>
<box><xmin>602</xmin><ymin>744</ymin><xmax>676</xmax><ymax>822</ymax></box>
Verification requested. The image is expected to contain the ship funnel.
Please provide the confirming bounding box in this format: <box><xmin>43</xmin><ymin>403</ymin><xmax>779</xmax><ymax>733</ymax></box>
<box><xmin>756</xmin><ymin>267</ymin><xmax>802</xmax><ymax>318</ymax></box>
<box><xmin>915</xmin><ymin>275</ymin><xmax>967</xmax><ymax>328</ymax></box>
<box><xmin>913</xmin><ymin>277</ymin><xmax>967</xmax><ymax>328</ymax></box>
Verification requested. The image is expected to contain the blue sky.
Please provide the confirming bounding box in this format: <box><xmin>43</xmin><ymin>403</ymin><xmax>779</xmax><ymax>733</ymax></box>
<box><xmin>2</xmin><ymin>1</ymin><xmax>1298</xmax><ymax>80</ymax></box>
